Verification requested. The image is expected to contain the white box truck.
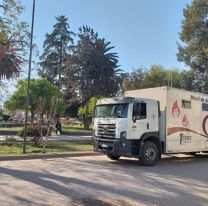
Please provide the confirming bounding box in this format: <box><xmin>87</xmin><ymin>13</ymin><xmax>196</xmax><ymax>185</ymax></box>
<box><xmin>93</xmin><ymin>86</ymin><xmax>208</xmax><ymax>165</ymax></box>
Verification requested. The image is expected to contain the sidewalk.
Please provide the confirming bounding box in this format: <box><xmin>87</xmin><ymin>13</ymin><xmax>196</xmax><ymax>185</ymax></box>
<box><xmin>0</xmin><ymin>135</ymin><xmax>22</xmax><ymax>141</ymax></box>
<box><xmin>49</xmin><ymin>134</ymin><xmax>92</xmax><ymax>141</ymax></box>
<box><xmin>0</xmin><ymin>134</ymin><xmax>92</xmax><ymax>141</ymax></box>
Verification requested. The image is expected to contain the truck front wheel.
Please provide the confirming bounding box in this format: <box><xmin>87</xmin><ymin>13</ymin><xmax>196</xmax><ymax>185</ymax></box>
<box><xmin>140</xmin><ymin>141</ymin><xmax>159</xmax><ymax>166</ymax></box>
<box><xmin>107</xmin><ymin>154</ymin><xmax>121</xmax><ymax>160</ymax></box>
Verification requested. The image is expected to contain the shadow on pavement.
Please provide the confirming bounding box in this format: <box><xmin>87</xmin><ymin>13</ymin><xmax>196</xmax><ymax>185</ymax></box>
<box><xmin>0</xmin><ymin>153</ymin><xmax>208</xmax><ymax>206</ymax></box>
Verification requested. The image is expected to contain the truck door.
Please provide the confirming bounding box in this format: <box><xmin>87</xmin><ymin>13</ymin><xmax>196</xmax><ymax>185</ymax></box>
<box><xmin>131</xmin><ymin>101</ymin><xmax>149</xmax><ymax>139</ymax></box>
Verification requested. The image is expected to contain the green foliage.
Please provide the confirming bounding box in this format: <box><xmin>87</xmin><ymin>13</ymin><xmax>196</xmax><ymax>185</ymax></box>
<box><xmin>4</xmin><ymin>78</ymin><xmax>65</xmax><ymax>116</ymax></box>
<box><xmin>39</xmin><ymin>21</ymin><xmax>121</xmax><ymax>107</ymax></box>
<box><xmin>122</xmin><ymin>68</ymin><xmax>146</xmax><ymax>91</ymax></box>
<box><xmin>78</xmin><ymin>96</ymin><xmax>100</xmax><ymax>129</ymax></box>
<box><xmin>0</xmin><ymin>0</ymin><xmax>29</xmax><ymax>80</ymax></box>
<box><xmin>176</xmin><ymin>0</ymin><xmax>208</xmax><ymax>92</ymax></box>
<box><xmin>39</xmin><ymin>15</ymin><xmax>75</xmax><ymax>85</ymax></box>
<box><xmin>181</xmin><ymin>70</ymin><xmax>208</xmax><ymax>92</ymax></box>
<box><xmin>123</xmin><ymin>65</ymin><xmax>183</xmax><ymax>91</ymax></box>
<box><xmin>64</xmin><ymin>26</ymin><xmax>121</xmax><ymax>104</ymax></box>
<box><xmin>78</xmin><ymin>107</ymin><xmax>87</xmax><ymax>118</ymax></box>
<box><xmin>145</xmin><ymin>65</ymin><xmax>169</xmax><ymax>87</ymax></box>
<box><xmin>65</xmin><ymin>101</ymin><xmax>81</xmax><ymax>117</ymax></box>
<box><xmin>177</xmin><ymin>0</ymin><xmax>208</xmax><ymax>73</ymax></box>
<box><xmin>78</xmin><ymin>97</ymin><xmax>100</xmax><ymax>117</ymax></box>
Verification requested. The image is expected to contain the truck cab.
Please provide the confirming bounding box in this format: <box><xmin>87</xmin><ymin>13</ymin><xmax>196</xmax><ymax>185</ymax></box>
<box><xmin>93</xmin><ymin>97</ymin><xmax>162</xmax><ymax>166</ymax></box>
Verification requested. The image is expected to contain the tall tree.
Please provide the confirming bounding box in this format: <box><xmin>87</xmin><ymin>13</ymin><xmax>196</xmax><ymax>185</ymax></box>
<box><xmin>0</xmin><ymin>0</ymin><xmax>29</xmax><ymax>80</ymax></box>
<box><xmin>122</xmin><ymin>67</ymin><xmax>147</xmax><ymax>91</ymax></box>
<box><xmin>181</xmin><ymin>70</ymin><xmax>208</xmax><ymax>92</ymax></box>
<box><xmin>177</xmin><ymin>0</ymin><xmax>208</xmax><ymax>73</ymax></box>
<box><xmin>145</xmin><ymin>65</ymin><xmax>168</xmax><ymax>88</ymax></box>
<box><xmin>39</xmin><ymin>15</ymin><xmax>75</xmax><ymax>86</ymax></box>
<box><xmin>64</xmin><ymin>26</ymin><xmax>121</xmax><ymax>104</ymax></box>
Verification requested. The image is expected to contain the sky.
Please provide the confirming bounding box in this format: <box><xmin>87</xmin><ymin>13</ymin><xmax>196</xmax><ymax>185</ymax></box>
<box><xmin>1</xmin><ymin>0</ymin><xmax>193</xmax><ymax>106</ymax></box>
<box><xmin>20</xmin><ymin>0</ymin><xmax>192</xmax><ymax>72</ymax></box>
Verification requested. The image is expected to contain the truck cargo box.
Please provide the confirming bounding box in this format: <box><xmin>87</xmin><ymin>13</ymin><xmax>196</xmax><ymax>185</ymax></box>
<box><xmin>126</xmin><ymin>86</ymin><xmax>208</xmax><ymax>153</ymax></box>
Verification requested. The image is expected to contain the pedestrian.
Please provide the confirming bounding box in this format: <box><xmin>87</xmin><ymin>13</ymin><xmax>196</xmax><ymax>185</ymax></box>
<box><xmin>55</xmin><ymin>121</ymin><xmax>62</xmax><ymax>135</ymax></box>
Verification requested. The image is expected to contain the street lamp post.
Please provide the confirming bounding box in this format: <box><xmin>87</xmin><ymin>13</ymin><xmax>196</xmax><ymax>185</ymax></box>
<box><xmin>23</xmin><ymin>0</ymin><xmax>36</xmax><ymax>154</ymax></box>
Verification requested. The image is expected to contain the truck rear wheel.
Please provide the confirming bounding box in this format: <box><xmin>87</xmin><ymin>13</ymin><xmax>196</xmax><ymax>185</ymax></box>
<box><xmin>140</xmin><ymin>141</ymin><xmax>159</xmax><ymax>166</ymax></box>
<box><xmin>107</xmin><ymin>155</ymin><xmax>121</xmax><ymax>160</ymax></box>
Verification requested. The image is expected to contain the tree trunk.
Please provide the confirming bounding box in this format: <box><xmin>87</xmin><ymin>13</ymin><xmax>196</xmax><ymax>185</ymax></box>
<box><xmin>40</xmin><ymin>113</ymin><xmax>44</xmax><ymax>124</ymax></box>
<box><xmin>31</xmin><ymin>112</ymin><xmax>35</xmax><ymax>123</ymax></box>
<box><xmin>42</xmin><ymin>122</ymin><xmax>50</xmax><ymax>153</ymax></box>
<box><xmin>83</xmin><ymin>115</ymin><xmax>90</xmax><ymax>129</ymax></box>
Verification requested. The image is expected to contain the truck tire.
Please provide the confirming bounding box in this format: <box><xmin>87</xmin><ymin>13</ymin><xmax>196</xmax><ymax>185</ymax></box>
<box><xmin>107</xmin><ymin>154</ymin><xmax>121</xmax><ymax>160</ymax></box>
<box><xmin>140</xmin><ymin>141</ymin><xmax>159</xmax><ymax>166</ymax></box>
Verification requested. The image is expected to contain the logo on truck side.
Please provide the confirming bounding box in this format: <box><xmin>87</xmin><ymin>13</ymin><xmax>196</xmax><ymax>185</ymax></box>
<box><xmin>180</xmin><ymin>133</ymin><xmax>191</xmax><ymax>145</ymax></box>
<box><xmin>182</xmin><ymin>115</ymin><xmax>188</xmax><ymax>126</ymax></box>
<box><xmin>172</xmin><ymin>100</ymin><xmax>180</xmax><ymax>118</ymax></box>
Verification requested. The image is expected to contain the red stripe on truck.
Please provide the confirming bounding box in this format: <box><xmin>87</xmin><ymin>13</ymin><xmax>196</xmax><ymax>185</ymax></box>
<box><xmin>168</xmin><ymin>127</ymin><xmax>208</xmax><ymax>138</ymax></box>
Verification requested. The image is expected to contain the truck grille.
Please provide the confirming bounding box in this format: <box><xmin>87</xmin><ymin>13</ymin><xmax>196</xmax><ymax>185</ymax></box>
<box><xmin>98</xmin><ymin>124</ymin><xmax>116</xmax><ymax>139</ymax></box>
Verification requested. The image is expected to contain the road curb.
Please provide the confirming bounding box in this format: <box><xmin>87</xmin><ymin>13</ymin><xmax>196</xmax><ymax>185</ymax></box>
<box><xmin>0</xmin><ymin>152</ymin><xmax>102</xmax><ymax>161</ymax></box>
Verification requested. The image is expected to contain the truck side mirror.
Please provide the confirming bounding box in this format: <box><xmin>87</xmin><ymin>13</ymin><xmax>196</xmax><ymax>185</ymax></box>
<box><xmin>132</xmin><ymin>116</ymin><xmax>137</xmax><ymax>123</ymax></box>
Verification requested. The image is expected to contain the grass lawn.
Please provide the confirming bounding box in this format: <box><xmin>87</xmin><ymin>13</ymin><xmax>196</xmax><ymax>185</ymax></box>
<box><xmin>0</xmin><ymin>127</ymin><xmax>23</xmax><ymax>131</ymax></box>
<box><xmin>62</xmin><ymin>124</ymin><xmax>92</xmax><ymax>133</ymax></box>
<box><xmin>0</xmin><ymin>140</ymin><xmax>93</xmax><ymax>155</ymax></box>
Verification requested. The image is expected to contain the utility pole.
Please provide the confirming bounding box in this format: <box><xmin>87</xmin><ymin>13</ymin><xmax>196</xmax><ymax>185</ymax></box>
<box><xmin>168</xmin><ymin>72</ymin><xmax>173</xmax><ymax>87</ymax></box>
<box><xmin>23</xmin><ymin>0</ymin><xmax>36</xmax><ymax>154</ymax></box>
<box><xmin>168</xmin><ymin>72</ymin><xmax>170</xmax><ymax>87</ymax></box>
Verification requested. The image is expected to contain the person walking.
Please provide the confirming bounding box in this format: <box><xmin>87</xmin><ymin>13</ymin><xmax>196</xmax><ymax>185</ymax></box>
<box><xmin>55</xmin><ymin>121</ymin><xmax>62</xmax><ymax>135</ymax></box>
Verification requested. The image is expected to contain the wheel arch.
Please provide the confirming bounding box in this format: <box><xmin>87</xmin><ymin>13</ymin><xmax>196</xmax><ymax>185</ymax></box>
<box><xmin>139</xmin><ymin>132</ymin><xmax>162</xmax><ymax>159</ymax></box>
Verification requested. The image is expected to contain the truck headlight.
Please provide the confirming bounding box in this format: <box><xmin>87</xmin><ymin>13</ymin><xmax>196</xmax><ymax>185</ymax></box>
<box><xmin>120</xmin><ymin>131</ymin><xmax>126</xmax><ymax>139</ymax></box>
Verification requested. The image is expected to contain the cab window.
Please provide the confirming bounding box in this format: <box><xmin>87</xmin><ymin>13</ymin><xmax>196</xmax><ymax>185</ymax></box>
<box><xmin>133</xmin><ymin>102</ymin><xmax>147</xmax><ymax>120</ymax></box>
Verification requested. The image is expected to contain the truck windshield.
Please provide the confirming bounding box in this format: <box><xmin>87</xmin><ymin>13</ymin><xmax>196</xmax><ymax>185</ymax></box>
<box><xmin>94</xmin><ymin>104</ymin><xmax>129</xmax><ymax>118</ymax></box>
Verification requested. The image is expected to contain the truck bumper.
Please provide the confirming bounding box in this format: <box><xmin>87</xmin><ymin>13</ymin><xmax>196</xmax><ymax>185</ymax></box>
<box><xmin>92</xmin><ymin>137</ymin><xmax>132</xmax><ymax>157</ymax></box>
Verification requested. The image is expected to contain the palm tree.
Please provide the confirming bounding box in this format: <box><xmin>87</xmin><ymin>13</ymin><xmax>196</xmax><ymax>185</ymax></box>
<box><xmin>94</xmin><ymin>38</ymin><xmax>122</xmax><ymax>97</ymax></box>
<box><xmin>64</xmin><ymin>26</ymin><xmax>122</xmax><ymax>103</ymax></box>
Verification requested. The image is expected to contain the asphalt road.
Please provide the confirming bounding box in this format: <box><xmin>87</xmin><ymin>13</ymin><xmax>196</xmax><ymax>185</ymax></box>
<box><xmin>0</xmin><ymin>154</ymin><xmax>207</xmax><ymax>206</ymax></box>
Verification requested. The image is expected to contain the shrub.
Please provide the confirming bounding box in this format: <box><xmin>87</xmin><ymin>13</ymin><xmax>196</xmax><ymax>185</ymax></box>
<box><xmin>17</xmin><ymin>124</ymin><xmax>48</xmax><ymax>146</ymax></box>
